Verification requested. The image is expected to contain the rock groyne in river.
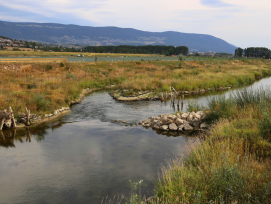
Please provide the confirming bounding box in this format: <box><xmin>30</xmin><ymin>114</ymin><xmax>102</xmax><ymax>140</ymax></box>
<box><xmin>140</xmin><ymin>111</ymin><xmax>209</xmax><ymax>132</ymax></box>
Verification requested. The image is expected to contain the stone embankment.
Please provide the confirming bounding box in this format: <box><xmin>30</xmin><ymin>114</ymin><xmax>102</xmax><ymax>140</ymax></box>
<box><xmin>140</xmin><ymin>111</ymin><xmax>209</xmax><ymax>132</ymax></box>
<box><xmin>9</xmin><ymin>86</ymin><xmax>116</xmax><ymax>129</ymax></box>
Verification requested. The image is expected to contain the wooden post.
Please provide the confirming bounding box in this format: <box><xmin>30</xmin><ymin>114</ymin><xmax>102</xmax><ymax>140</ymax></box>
<box><xmin>9</xmin><ymin>107</ymin><xmax>17</xmax><ymax>128</ymax></box>
<box><xmin>161</xmin><ymin>93</ymin><xmax>163</xmax><ymax>100</ymax></box>
<box><xmin>181</xmin><ymin>94</ymin><xmax>184</xmax><ymax>111</ymax></box>
<box><xmin>172</xmin><ymin>94</ymin><xmax>175</xmax><ymax>105</ymax></box>
<box><xmin>0</xmin><ymin>130</ymin><xmax>5</xmax><ymax>141</ymax></box>
<box><xmin>0</xmin><ymin>118</ymin><xmax>4</xmax><ymax>130</ymax></box>
<box><xmin>165</xmin><ymin>91</ymin><xmax>167</xmax><ymax>99</ymax></box>
<box><xmin>177</xmin><ymin>96</ymin><xmax>181</xmax><ymax>106</ymax></box>
<box><xmin>25</xmin><ymin>107</ymin><xmax>30</xmax><ymax>126</ymax></box>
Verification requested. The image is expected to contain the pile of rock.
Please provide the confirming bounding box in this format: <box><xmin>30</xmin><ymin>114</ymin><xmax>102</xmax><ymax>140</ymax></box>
<box><xmin>140</xmin><ymin>111</ymin><xmax>208</xmax><ymax>132</ymax></box>
<box><xmin>44</xmin><ymin>107</ymin><xmax>70</xmax><ymax>118</ymax></box>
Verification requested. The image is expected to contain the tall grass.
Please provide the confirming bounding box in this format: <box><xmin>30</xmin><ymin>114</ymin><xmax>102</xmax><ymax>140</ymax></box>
<box><xmin>153</xmin><ymin>87</ymin><xmax>271</xmax><ymax>203</ymax></box>
<box><xmin>0</xmin><ymin>59</ymin><xmax>270</xmax><ymax>116</ymax></box>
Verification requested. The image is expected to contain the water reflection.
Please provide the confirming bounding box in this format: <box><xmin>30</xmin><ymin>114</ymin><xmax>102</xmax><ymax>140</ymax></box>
<box><xmin>0</xmin><ymin>77</ymin><xmax>270</xmax><ymax>204</ymax></box>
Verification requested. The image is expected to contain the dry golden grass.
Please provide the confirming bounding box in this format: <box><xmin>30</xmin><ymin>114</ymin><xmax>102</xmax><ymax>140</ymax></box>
<box><xmin>0</xmin><ymin>59</ymin><xmax>270</xmax><ymax>117</ymax></box>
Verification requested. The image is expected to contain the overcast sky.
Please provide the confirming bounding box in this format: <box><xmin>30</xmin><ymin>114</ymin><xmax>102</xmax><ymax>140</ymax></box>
<box><xmin>0</xmin><ymin>0</ymin><xmax>270</xmax><ymax>49</ymax></box>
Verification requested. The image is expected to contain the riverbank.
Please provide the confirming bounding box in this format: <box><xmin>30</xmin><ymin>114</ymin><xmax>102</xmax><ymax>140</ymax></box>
<box><xmin>0</xmin><ymin>59</ymin><xmax>270</xmax><ymax>128</ymax></box>
<box><xmin>151</xmin><ymin>87</ymin><xmax>271</xmax><ymax>203</ymax></box>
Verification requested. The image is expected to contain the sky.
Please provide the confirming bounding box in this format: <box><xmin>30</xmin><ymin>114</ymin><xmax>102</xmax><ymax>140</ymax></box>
<box><xmin>0</xmin><ymin>0</ymin><xmax>270</xmax><ymax>49</ymax></box>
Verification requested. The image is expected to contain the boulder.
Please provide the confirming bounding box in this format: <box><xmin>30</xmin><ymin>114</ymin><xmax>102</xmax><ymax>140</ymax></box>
<box><xmin>153</xmin><ymin>124</ymin><xmax>160</xmax><ymax>130</ymax></box>
<box><xmin>178</xmin><ymin>125</ymin><xmax>185</xmax><ymax>131</ymax></box>
<box><xmin>187</xmin><ymin>113</ymin><xmax>194</xmax><ymax>122</ymax></box>
<box><xmin>160</xmin><ymin>125</ymin><xmax>168</xmax><ymax>131</ymax></box>
<box><xmin>196</xmin><ymin>111</ymin><xmax>204</xmax><ymax>116</ymax></box>
<box><xmin>176</xmin><ymin>113</ymin><xmax>181</xmax><ymax>118</ymax></box>
<box><xmin>162</xmin><ymin>119</ymin><xmax>173</xmax><ymax>125</ymax></box>
<box><xmin>183</xmin><ymin>123</ymin><xmax>193</xmax><ymax>131</ymax></box>
<box><xmin>169</xmin><ymin>123</ymin><xmax>178</xmax><ymax>131</ymax></box>
<box><xmin>144</xmin><ymin>119</ymin><xmax>151</xmax><ymax>124</ymax></box>
<box><xmin>200</xmin><ymin>122</ymin><xmax>209</xmax><ymax>129</ymax></box>
<box><xmin>194</xmin><ymin>114</ymin><xmax>201</xmax><ymax>120</ymax></box>
<box><xmin>181</xmin><ymin>113</ymin><xmax>189</xmax><ymax>120</ymax></box>
<box><xmin>54</xmin><ymin>110</ymin><xmax>58</xmax><ymax>116</ymax></box>
<box><xmin>175</xmin><ymin>118</ymin><xmax>184</xmax><ymax>125</ymax></box>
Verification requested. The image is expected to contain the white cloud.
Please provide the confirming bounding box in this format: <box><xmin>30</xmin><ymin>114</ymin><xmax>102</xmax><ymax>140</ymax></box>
<box><xmin>0</xmin><ymin>0</ymin><xmax>270</xmax><ymax>48</ymax></box>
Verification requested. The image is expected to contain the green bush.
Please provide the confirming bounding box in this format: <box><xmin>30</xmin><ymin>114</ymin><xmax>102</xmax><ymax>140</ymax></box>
<box><xmin>59</xmin><ymin>62</ymin><xmax>65</xmax><ymax>67</ymax></box>
<box><xmin>34</xmin><ymin>93</ymin><xmax>50</xmax><ymax>111</ymax></box>
<box><xmin>45</xmin><ymin>65</ymin><xmax>53</xmax><ymax>71</ymax></box>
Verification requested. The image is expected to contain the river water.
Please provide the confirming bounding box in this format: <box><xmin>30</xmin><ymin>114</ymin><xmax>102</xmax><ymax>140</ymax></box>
<box><xmin>0</xmin><ymin>77</ymin><xmax>270</xmax><ymax>204</ymax></box>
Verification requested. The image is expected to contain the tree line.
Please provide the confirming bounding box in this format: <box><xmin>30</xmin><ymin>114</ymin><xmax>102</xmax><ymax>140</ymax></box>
<box><xmin>83</xmin><ymin>45</ymin><xmax>189</xmax><ymax>56</ymax></box>
<box><xmin>235</xmin><ymin>47</ymin><xmax>271</xmax><ymax>59</ymax></box>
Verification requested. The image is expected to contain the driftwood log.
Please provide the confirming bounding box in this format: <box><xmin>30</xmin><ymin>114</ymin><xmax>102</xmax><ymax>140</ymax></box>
<box><xmin>18</xmin><ymin>107</ymin><xmax>36</xmax><ymax>126</ymax></box>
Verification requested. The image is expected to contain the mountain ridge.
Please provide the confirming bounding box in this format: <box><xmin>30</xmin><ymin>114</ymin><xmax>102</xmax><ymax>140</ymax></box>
<box><xmin>0</xmin><ymin>20</ymin><xmax>237</xmax><ymax>53</ymax></box>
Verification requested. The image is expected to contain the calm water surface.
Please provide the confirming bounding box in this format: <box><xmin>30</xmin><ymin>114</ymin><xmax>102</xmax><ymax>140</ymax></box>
<box><xmin>0</xmin><ymin>77</ymin><xmax>271</xmax><ymax>204</ymax></box>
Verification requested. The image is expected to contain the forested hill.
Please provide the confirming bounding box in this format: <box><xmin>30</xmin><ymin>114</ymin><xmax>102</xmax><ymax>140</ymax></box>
<box><xmin>0</xmin><ymin>20</ymin><xmax>237</xmax><ymax>53</ymax></box>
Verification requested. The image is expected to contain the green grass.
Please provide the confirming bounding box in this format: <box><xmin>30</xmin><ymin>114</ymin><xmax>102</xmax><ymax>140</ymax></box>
<box><xmin>153</xmin><ymin>87</ymin><xmax>271</xmax><ymax>203</ymax></box>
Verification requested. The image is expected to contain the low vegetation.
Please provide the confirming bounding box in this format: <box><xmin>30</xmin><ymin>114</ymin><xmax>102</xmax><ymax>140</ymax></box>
<box><xmin>0</xmin><ymin>59</ymin><xmax>270</xmax><ymax>119</ymax></box>
<box><xmin>153</xmin><ymin>87</ymin><xmax>271</xmax><ymax>203</ymax></box>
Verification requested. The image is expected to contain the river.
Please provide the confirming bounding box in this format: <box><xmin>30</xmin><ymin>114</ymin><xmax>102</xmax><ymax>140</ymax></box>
<box><xmin>0</xmin><ymin>77</ymin><xmax>270</xmax><ymax>204</ymax></box>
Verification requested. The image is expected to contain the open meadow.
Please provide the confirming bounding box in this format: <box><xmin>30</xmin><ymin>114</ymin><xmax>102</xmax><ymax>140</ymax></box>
<box><xmin>0</xmin><ymin>58</ymin><xmax>270</xmax><ymax>117</ymax></box>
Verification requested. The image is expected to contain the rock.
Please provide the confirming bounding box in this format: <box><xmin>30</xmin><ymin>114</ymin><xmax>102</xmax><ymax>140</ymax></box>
<box><xmin>184</xmin><ymin>123</ymin><xmax>193</xmax><ymax>131</ymax></box>
<box><xmin>187</xmin><ymin>113</ymin><xmax>194</xmax><ymax>122</ymax></box>
<box><xmin>54</xmin><ymin>110</ymin><xmax>58</xmax><ymax>116</ymax></box>
<box><xmin>162</xmin><ymin>119</ymin><xmax>173</xmax><ymax>125</ymax></box>
<box><xmin>178</xmin><ymin>125</ymin><xmax>185</xmax><ymax>131</ymax></box>
<box><xmin>168</xmin><ymin>115</ymin><xmax>176</xmax><ymax>120</ymax></box>
<box><xmin>200</xmin><ymin>89</ymin><xmax>205</xmax><ymax>92</ymax></box>
<box><xmin>144</xmin><ymin>119</ymin><xmax>151</xmax><ymax>124</ymax></box>
<box><xmin>160</xmin><ymin>125</ymin><xmax>168</xmax><ymax>131</ymax></box>
<box><xmin>175</xmin><ymin>118</ymin><xmax>184</xmax><ymax>125</ymax></box>
<box><xmin>200</xmin><ymin>122</ymin><xmax>209</xmax><ymax>129</ymax></box>
<box><xmin>153</xmin><ymin>124</ymin><xmax>160</xmax><ymax>129</ymax></box>
<box><xmin>169</xmin><ymin>123</ymin><xmax>178</xmax><ymax>131</ymax></box>
<box><xmin>181</xmin><ymin>113</ymin><xmax>189</xmax><ymax>120</ymax></box>
<box><xmin>196</xmin><ymin>111</ymin><xmax>204</xmax><ymax>116</ymax></box>
<box><xmin>49</xmin><ymin>114</ymin><xmax>53</xmax><ymax>117</ymax></box>
<box><xmin>191</xmin><ymin>120</ymin><xmax>201</xmax><ymax>128</ymax></box>
<box><xmin>194</xmin><ymin>114</ymin><xmax>201</xmax><ymax>119</ymax></box>
<box><xmin>44</xmin><ymin>114</ymin><xmax>49</xmax><ymax>118</ymax></box>
<box><xmin>176</xmin><ymin>113</ymin><xmax>181</xmax><ymax>118</ymax></box>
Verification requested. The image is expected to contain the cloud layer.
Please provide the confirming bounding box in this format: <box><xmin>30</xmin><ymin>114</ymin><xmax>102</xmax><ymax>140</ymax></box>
<box><xmin>0</xmin><ymin>0</ymin><xmax>270</xmax><ymax>49</ymax></box>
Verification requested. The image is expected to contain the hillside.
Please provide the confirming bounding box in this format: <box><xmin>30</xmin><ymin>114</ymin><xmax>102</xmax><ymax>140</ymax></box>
<box><xmin>0</xmin><ymin>20</ymin><xmax>237</xmax><ymax>53</ymax></box>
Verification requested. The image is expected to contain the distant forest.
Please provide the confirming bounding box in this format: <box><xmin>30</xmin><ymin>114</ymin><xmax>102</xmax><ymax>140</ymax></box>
<box><xmin>235</xmin><ymin>47</ymin><xmax>271</xmax><ymax>59</ymax></box>
<box><xmin>42</xmin><ymin>45</ymin><xmax>189</xmax><ymax>56</ymax></box>
<box><xmin>83</xmin><ymin>45</ymin><xmax>189</xmax><ymax>56</ymax></box>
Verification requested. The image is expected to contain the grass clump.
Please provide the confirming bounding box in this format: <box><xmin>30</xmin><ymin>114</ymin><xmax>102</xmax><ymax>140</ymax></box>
<box><xmin>33</xmin><ymin>93</ymin><xmax>50</xmax><ymax>111</ymax></box>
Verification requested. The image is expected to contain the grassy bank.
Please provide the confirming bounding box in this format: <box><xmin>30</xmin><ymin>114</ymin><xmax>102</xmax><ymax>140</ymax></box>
<box><xmin>0</xmin><ymin>59</ymin><xmax>270</xmax><ymax>118</ymax></box>
<box><xmin>153</xmin><ymin>88</ymin><xmax>271</xmax><ymax>203</ymax></box>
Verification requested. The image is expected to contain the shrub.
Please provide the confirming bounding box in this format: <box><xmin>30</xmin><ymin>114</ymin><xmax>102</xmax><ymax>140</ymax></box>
<box><xmin>45</xmin><ymin>65</ymin><xmax>53</xmax><ymax>71</ymax></box>
<box><xmin>66</xmin><ymin>72</ymin><xmax>77</xmax><ymax>80</ymax></box>
<box><xmin>27</xmin><ymin>83</ymin><xmax>38</xmax><ymax>89</ymax></box>
<box><xmin>59</xmin><ymin>62</ymin><xmax>65</xmax><ymax>67</ymax></box>
<box><xmin>33</xmin><ymin>93</ymin><xmax>50</xmax><ymax>111</ymax></box>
